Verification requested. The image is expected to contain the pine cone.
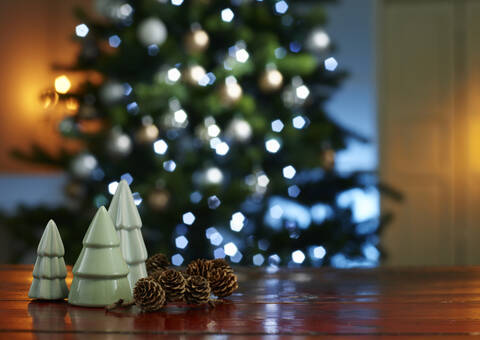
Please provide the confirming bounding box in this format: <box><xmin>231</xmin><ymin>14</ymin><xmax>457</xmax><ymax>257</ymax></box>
<box><xmin>158</xmin><ymin>269</ymin><xmax>186</xmax><ymax>302</ymax></box>
<box><xmin>133</xmin><ymin>277</ymin><xmax>166</xmax><ymax>312</ymax></box>
<box><xmin>209</xmin><ymin>258</ymin><xmax>234</xmax><ymax>274</ymax></box>
<box><xmin>184</xmin><ymin>275</ymin><xmax>211</xmax><ymax>304</ymax></box>
<box><xmin>149</xmin><ymin>269</ymin><xmax>166</xmax><ymax>283</ymax></box>
<box><xmin>209</xmin><ymin>268</ymin><xmax>238</xmax><ymax>298</ymax></box>
<box><xmin>186</xmin><ymin>259</ymin><xmax>213</xmax><ymax>279</ymax></box>
<box><xmin>146</xmin><ymin>253</ymin><xmax>170</xmax><ymax>275</ymax></box>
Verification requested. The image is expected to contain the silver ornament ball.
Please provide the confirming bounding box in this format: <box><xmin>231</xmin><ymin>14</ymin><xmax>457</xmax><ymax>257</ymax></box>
<box><xmin>107</xmin><ymin>129</ymin><xmax>132</xmax><ymax>157</ymax></box>
<box><xmin>137</xmin><ymin>17</ymin><xmax>167</xmax><ymax>47</ymax></box>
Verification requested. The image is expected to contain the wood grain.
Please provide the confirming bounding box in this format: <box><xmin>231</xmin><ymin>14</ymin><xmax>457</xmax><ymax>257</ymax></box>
<box><xmin>3</xmin><ymin>265</ymin><xmax>480</xmax><ymax>338</ymax></box>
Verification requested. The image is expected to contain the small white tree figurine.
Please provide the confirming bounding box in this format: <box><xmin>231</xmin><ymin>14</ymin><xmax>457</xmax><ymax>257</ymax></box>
<box><xmin>108</xmin><ymin>179</ymin><xmax>148</xmax><ymax>290</ymax></box>
<box><xmin>68</xmin><ymin>206</ymin><xmax>133</xmax><ymax>307</ymax></box>
<box><xmin>28</xmin><ymin>220</ymin><xmax>68</xmax><ymax>300</ymax></box>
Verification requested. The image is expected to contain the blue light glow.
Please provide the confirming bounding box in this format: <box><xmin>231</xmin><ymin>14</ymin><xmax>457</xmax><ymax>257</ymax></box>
<box><xmin>123</xmin><ymin>83</ymin><xmax>132</xmax><ymax>96</ymax></box>
<box><xmin>269</xmin><ymin>204</ymin><xmax>284</xmax><ymax>219</ymax></box>
<box><xmin>282</xmin><ymin>165</ymin><xmax>296</xmax><ymax>179</ymax></box>
<box><xmin>331</xmin><ymin>254</ymin><xmax>377</xmax><ymax>268</ymax></box>
<box><xmin>148</xmin><ymin>44</ymin><xmax>159</xmax><ymax>56</ymax></box>
<box><xmin>153</xmin><ymin>139</ymin><xmax>168</xmax><ymax>155</ymax></box>
<box><xmin>271</xmin><ymin>119</ymin><xmax>284</xmax><ymax>132</ymax></box>
<box><xmin>215</xmin><ymin>142</ymin><xmax>230</xmax><ymax>156</ymax></box>
<box><xmin>292</xmin><ymin>115</ymin><xmax>307</xmax><ymax>129</ymax></box>
<box><xmin>206</xmin><ymin>227</ymin><xmax>218</xmax><ymax>239</ymax></box>
<box><xmin>208</xmin><ymin>195</ymin><xmax>221</xmax><ymax>209</ymax></box>
<box><xmin>356</xmin><ymin>220</ymin><xmax>379</xmax><ymax>235</ymax></box>
<box><xmin>265</xmin><ymin>196</ymin><xmax>311</xmax><ymax>229</ymax></box>
<box><xmin>324</xmin><ymin>57</ymin><xmax>338</xmax><ymax>71</ymax></box>
<box><xmin>120</xmin><ymin>173</ymin><xmax>133</xmax><ymax>185</ymax></box>
<box><xmin>265</xmin><ymin>138</ymin><xmax>281</xmax><ymax>153</ymax></box>
<box><xmin>310</xmin><ymin>203</ymin><xmax>331</xmax><ymax>224</ymax></box>
<box><xmin>171</xmin><ymin>254</ymin><xmax>184</xmax><ymax>266</ymax></box>
<box><xmin>210</xmin><ymin>232</ymin><xmax>223</xmax><ymax>246</ymax></box>
<box><xmin>214</xmin><ymin>247</ymin><xmax>226</xmax><ymax>259</ymax></box>
<box><xmin>268</xmin><ymin>254</ymin><xmax>281</xmax><ymax>265</ymax></box>
<box><xmin>175</xmin><ymin>235</ymin><xmax>188</xmax><ymax>249</ymax></box>
<box><xmin>362</xmin><ymin>243</ymin><xmax>380</xmax><ymax>261</ymax></box>
<box><xmin>337</xmin><ymin>187</ymin><xmax>380</xmax><ymax>223</ymax></box>
<box><xmin>126</xmin><ymin>102</ymin><xmax>139</xmax><ymax>114</ymax></box>
<box><xmin>274</xmin><ymin>47</ymin><xmax>287</xmax><ymax>59</ymax></box>
<box><xmin>288</xmin><ymin>185</ymin><xmax>300</xmax><ymax>198</ymax></box>
<box><xmin>274</xmin><ymin>1</ymin><xmax>289</xmax><ymax>14</ymax></box>
<box><xmin>289</xmin><ymin>41</ymin><xmax>301</xmax><ymax>53</ymax></box>
<box><xmin>230</xmin><ymin>212</ymin><xmax>246</xmax><ymax>232</ymax></box>
<box><xmin>312</xmin><ymin>246</ymin><xmax>326</xmax><ymax>259</ymax></box>
<box><xmin>292</xmin><ymin>250</ymin><xmax>305</xmax><ymax>264</ymax></box>
<box><xmin>230</xmin><ymin>251</ymin><xmax>243</xmax><ymax>263</ymax></box>
<box><xmin>163</xmin><ymin>160</ymin><xmax>176</xmax><ymax>172</ymax></box>
<box><xmin>253</xmin><ymin>254</ymin><xmax>265</xmax><ymax>266</ymax></box>
<box><xmin>190</xmin><ymin>191</ymin><xmax>202</xmax><ymax>204</ymax></box>
<box><xmin>75</xmin><ymin>24</ymin><xmax>89</xmax><ymax>38</ymax></box>
<box><xmin>92</xmin><ymin>168</ymin><xmax>105</xmax><ymax>181</ymax></box>
<box><xmin>224</xmin><ymin>242</ymin><xmax>238</xmax><ymax>256</ymax></box>
<box><xmin>108</xmin><ymin>35</ymin><xmax>121</xmax><ymax>48</ymax></box>
<box><xmin>258</xmin><ymin>239</ymin><xmax>269</xmax><ymax>251</ymax></box>
<box><xmin>182</xmin><ymin>212</ymin><xmax>195</xmax><ymax>225</ymax></box>
<box><xmin>221</xmin><ymin>8</ymin><xmax>234</xmax><ymax>22</ymax></box>
<box><xmin>175</xmin><ymin>224</ymin><xmax>188</xmax><ymax>235</ymax></box>
<box><xmin>132</xmin><ymin>192</ymin><xmax>142</xmax><ymax>206</ymax></box>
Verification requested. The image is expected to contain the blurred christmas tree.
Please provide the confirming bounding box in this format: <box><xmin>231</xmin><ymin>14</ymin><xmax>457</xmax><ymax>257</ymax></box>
<box><xmin>3</xmin><ymin>0</ymin><xmax>394</xmax><ymax>266</ymax></box>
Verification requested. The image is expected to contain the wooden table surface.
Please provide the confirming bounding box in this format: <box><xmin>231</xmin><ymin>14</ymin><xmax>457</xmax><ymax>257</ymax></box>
<box><xmin>2</xmin><ymin>265</ymin><xmax>480</xmax><ymax>339</ymax></box>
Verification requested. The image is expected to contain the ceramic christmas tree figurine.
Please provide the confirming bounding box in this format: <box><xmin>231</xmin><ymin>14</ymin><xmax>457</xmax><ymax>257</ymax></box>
<box><xmin>68</xmin><ymin>206</ymin><xmax>133</xmax><ymax>307</ymax></box>
<box><xmin>28</xmin><ymin>220</ymin><xmax>68</xmax><ymax>300</ymax></box>
<box><xmin>108</xmin><ymin>180</ymin><xmax>148</xmax><ymax>290</ymax></box>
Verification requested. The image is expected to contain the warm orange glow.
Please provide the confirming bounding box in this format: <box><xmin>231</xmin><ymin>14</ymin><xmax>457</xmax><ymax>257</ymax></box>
<box><xmin>78</xmin><ymin>119</ymin><xmax>107</xmax><ymax>134</ymax></box>
<box><xmin>40</xmin><ymin>89</ymin><xmax>59</xmax><ymax>109</ymax></box>
<box><xmin>65</xmin><ymin>97</ymin><xmax>79</xmax><ymax>113</ymax></box>
<box><xmin>54</xmin><ymin>75</ymin><xmax>71</xmax><ymax>94</ymax></box>
<box><xmin>88</xmin><ymin>71</ymin><xmax>104</xmax><ymax>85</ymax></box>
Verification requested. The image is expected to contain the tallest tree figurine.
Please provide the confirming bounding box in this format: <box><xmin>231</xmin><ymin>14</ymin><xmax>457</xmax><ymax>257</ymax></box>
<box><xmin>108</xmin><ymin>180</ymin><xmax>148</xmax><ymax>289</ymax></box>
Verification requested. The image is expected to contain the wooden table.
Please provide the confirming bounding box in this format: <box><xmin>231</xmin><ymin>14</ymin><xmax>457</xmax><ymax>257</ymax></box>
<box><xmin>2</xmin><ymin>265</ymin><xmax>480</xmax><ymax>339</ymax></box>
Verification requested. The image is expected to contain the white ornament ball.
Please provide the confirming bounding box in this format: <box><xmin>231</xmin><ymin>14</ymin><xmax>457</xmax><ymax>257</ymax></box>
<box><xmin>71</xmin><ymin>153</ymin><xmax>98</xmax><ymax>179</ymax></box>
<box><xmin>226</xmin><ymin>118</ymin><xmax>252</xmax><ymax>142</ymax></box>
<box><xmin>306</xmin><ymin>28</ymin><xmax>330</xmax><ymax>53</ymax></box>
<box><xmin>137</xmin><ymin>17</ymin><xmax>167</xmax><ymax>47</ymax></box>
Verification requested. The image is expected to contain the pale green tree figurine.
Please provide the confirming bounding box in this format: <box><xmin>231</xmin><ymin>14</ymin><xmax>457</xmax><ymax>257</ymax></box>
<box><xmin>28</xmin><ymin>220</ymin><xmax>68</xmax><ymax>300</ymax></box>
<box><xmin>68</xmin><ymin>206</ymin><xmax>133</xmax><ymax>307</ymax></box>
<box><xmin>108</xmin><ymin>180</ymin><xmax>148</xmax><ymax>290</ymax></box>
